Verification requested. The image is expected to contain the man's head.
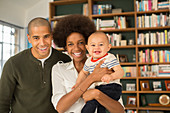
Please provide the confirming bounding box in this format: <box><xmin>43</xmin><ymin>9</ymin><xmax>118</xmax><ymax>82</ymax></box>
<box><xmin>86</xmin><ymin>31</ymin><xmax>111</xmax><ymax>59</ymax></box>
<box><xmin>27</xmin><ymin>17</ymin><xmax>53</xmax><ymax>59</ymax></box>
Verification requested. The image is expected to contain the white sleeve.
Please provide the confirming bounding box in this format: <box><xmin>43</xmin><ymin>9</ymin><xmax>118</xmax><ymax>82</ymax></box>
<box><xmin>51</xmin><ymin>63</ymin><xmax>67</xmax><ymax>110</ymax></box>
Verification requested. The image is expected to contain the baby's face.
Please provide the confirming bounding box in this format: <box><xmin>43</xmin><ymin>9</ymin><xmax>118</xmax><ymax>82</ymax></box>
<box><xmin>86</xmin><ymin>33</ymin><xmax>111</xmax><ymax>59</ymax></box>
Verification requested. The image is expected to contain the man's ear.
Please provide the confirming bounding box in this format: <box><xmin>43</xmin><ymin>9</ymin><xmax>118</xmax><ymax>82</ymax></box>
<box><xmin>27</xmin><ymin>34</ymin><xmax>31</xmax><ymax>43</ymax></box>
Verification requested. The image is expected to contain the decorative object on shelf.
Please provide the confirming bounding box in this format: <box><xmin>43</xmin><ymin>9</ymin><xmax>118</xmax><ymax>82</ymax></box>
<box><xmin>140</xmin><ymin>95</ymin><xmax>148</xmax><ymax>107</ymax></box>
<box><xmin>132</xmin><ymin>54</ymin><xmax>136</xmax><ymax>62</ymax></box>
<box><xmin>153</xmin><ymin>81</ymin><xmax>162</xmax><ymax>91</ymax></box>
<box><xmin>140</xmin><ymin>80</ymin><xmax>150</xmax><ymax>91</ymax></box>
<box><xmin>120</xmin><ymin>40</ymin><xmax>127</xmax><ymax>46</ymax></box>
<box><xmin>112</xmin><ymin>8</ymin><xmax>122</xmax><ymax>13</ymax></box>
<box><xmin>126</xmin><ymin>83</ymin><xmax>135</xmax><ymax>91</ymax></box>
<box><xmin>119</xmin><ymin>55</ymin><xmax>128</xmax><ymax>62</ymax></box>
<box><xmin>164</xmin><ymin>80</ymin><xmax>170</xmax><ymax>91</ymax></box>
<box><xmin>159</xmin><ymin>94</ymin><xmax>170</xmax><ymax>105</ymax></box>
<box><xmin>128</xmin><ymin>39</ymin><xmax>134</xmax><ymax>45</ymax></box>
<box><xmin>125</xmin><ymin>72</ymin><xmax>131</xmax><ymax>77</ymax></box>
<box><xmin>126</xmin><ymin>96</ymin><xmax>137</xmax><ymax>107</ymax></box>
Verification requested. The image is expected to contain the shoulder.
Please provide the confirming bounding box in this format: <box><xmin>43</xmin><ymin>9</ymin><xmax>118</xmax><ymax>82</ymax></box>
<box><xmin>52</xmin><ymin>60</ymin><xmax>72</xmax><ymax>71</ymax></box>
<box><xmin>105</xmin><ymin>53</ymin><xmax>117</xmax><ymax>61</ymax></box>
<box><xmin>84</xmin><ymin>57</ymin><xmax>92</xmax><ymax>65</ymax></box>
<box><xmin>7</xmin><ymin>49</ymin><xmax>30</xmax><ymax>63</ymax></box>
<box><xmin>51</xmin><ymin>48</ymin><xmax>71</xmax><ymax>63</ymax></box>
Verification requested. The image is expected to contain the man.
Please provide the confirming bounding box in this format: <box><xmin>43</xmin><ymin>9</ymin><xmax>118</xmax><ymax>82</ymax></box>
<box><xmin>0</xmin><ymin>17</ymin><xmax>71</xmax><ymax>113</ymax></box>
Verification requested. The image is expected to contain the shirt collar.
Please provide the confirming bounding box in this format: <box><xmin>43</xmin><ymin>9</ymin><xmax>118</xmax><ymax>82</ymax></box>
<box><xmin>66</xmin><ymin>60</ymin><xmax>74</xmax><ymax>70</ymax></box>
<box><xmin>91</xmin><ymin>53</ymin><xmax>108</xmax><ymax>62</ymax></box>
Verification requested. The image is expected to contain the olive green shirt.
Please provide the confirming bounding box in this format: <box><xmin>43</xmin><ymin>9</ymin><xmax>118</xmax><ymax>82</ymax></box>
<box><xmin>0</xmin><ymin>48</ymin><xmax>71</xmax><ymax>113</ymax></box>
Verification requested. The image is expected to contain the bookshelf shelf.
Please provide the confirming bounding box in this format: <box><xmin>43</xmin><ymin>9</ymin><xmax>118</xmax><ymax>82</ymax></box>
<box><xmin>137</xmin><ymin>26</ymin><xmax>170</xmax><ymax>31</ymax></box>
<box><xmin>112</xmin><ymin>45</ymin><xmax>136</xmax><ymax>49</ymax></box>
<box><xmin>98</xmin><ymin>28</ymin><xmax>135</xmax><ymax>32</ymax></box>
<box><xmin>122</xmin><ymin>77</ymin><xmax>137</xmax><ymax>79</ymax></box>
<box><xmin>120</xmin><ymin>62</ymin><xmax>136</xmax><ymax>65</ymax></box>
<box><xmin>138</xmin><ymin>62</ymin><xmax>170</xmax><ymax>65</ymax></box>
<box><xmin>139</xmin><ymin>91</ymin><xmax>170</xmax><ymax>93</ymax></box>
<box><xmin>138</xmin><ymin>107</ymin><xmax>170</xmax><ymax>111</ymax></box>
<box><xmin>137</xmin><ymin>9</ymin><xmax>169</xmax><ymax>14</ymax></box>
<box><xmin>92</xmin><ymin>12</ymin><xmax>135</xmax><ymax>17</ymax></box>
<box><xmin>49</xmin><ymin>0</ymin><xmax>170</xmax><ymax>113</ymax></box>
<box><xmin>122</xmin><ymin>91</ymin><xmax>137</xmax><ymax>93</ymax></box>
<box><xmin>138</xmin><ymin>77</ymin><xmax>170</xmax><ymax>79</ymax></box>
<box><xmin>137</xmin><ymin>44</ymin><xmax>170</xmax><ymax>48</ymax></box>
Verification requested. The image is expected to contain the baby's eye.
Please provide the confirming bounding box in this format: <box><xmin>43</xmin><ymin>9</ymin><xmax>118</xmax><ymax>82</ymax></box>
<box><xmin>99</xmin><ymin>43</ymin><xmax>103</xmax><ymax>46</ymax></box>
<box><xmin>91</xmin><ymin>44</ymin><xmax>95</xmax><ymax>47</ymax></box>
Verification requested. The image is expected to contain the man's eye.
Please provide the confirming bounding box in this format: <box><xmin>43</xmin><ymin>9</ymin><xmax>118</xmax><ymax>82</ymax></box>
<box><xmin>44</xmin><ymin>35</ymin><xmax>50</xmax><ymax>38</ymax></box>
<box><xmin>33</xmin><ymin>37</ymin><xmax>39</xmax><ymax>40</ymax></box>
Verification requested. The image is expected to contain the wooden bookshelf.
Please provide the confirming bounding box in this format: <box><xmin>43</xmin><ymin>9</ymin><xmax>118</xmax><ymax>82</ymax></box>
<box><xmin>49</xmin><ymin>0</ymin><xmax>170</xmax><ymax>113</ymax></box>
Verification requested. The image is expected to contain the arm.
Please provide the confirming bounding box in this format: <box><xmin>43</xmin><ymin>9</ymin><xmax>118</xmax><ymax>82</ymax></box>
<box><xmin>72</xmin><ymin>69</ymin><xmax>89</xmax><ymax>89</ymax></box>
<box><xmin>101</xmin><ymin>65</ymin><xmax>124</xmax><ymax>83</ymax></box>
<box><xmin>82</xmin><ymin>89</ymin><xmax>124</xmax><ymax>113</ymax></box>
<box><xmin>0</xmin><ymin>60</ymin><xmax>16</xmax><ymax>113</ymax></box>
<box><xmin>110</xmin><ymin>65</ymin><xmax>124</xmax><ymax>80</ymax></box>
<box><xmin>52</xmin><ymin>60</ymin><xmax>111</xmax><ymax>113</ymax></box>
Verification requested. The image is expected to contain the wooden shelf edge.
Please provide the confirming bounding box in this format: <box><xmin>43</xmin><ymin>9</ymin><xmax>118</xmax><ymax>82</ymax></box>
<box><xmin>92</xmin><ymin>11</ymin><xmax>135</xmax><ymax>17</ymax></box>
<box><xmin>139</xmin><ymin>106</ymin><xmax>170</xmax><ymax>111</ymax></box>
<box><xmin>137</xmin><ymin>9</ymin><xmax>170</xmax><ymax>14</ymax></box>
<box><xmin>137</xmin><ymin>26</ymin><xmax>170</xmax><ymax>30</ymax></box>
<box><xmin>139</xmin><ymin>91</ymin><xmax>170</xmax><ymax>93</ymax></box>
<box><xmin>50</xmin><ymin>0</ymin><xmax>87</xmax><ymax>5</ymax></box>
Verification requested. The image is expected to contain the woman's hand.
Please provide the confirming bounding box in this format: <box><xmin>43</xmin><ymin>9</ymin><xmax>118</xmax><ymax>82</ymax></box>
<box><xmin>90</xmin><ymin>59</ymin><xmax>112</xmax><ymax>82</ymax></box>
<box><xmin>82</xmin><ymin>89</ymin><xmax>100</xmax><ymax>102</ymax></box>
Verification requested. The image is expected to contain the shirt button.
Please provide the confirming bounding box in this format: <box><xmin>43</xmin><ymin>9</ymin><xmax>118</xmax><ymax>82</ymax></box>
<box><xmin>44</xmin><ymin>81</ymin><xmax>46</xmax><ymax>84</ymax></box>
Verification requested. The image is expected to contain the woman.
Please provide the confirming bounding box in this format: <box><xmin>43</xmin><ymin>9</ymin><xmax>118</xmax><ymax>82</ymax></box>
<box><xmin>51</xmin><ymin>14</ymin><xmax>124</xmax><ymax>113</ymax></box>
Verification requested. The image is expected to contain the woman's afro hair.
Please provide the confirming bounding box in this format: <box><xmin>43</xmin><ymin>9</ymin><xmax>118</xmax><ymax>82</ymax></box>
<box><xmin>52</xmin><ymin>14</ymin><xmax>96</xmax><ymax>48</ymax></box>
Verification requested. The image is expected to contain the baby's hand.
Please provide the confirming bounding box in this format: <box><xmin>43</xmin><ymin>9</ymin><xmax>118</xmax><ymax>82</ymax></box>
<box><xmin>101</xmin><ymin>74</ymin><xmax>112</xmax><ymax>83</ymax></box>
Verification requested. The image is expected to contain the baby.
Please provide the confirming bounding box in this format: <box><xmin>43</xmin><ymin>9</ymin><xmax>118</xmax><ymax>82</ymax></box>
<box><xmin>73</xmin><ymin>31</ymin><xmax>124</xmax><ymax>113</ymax></box>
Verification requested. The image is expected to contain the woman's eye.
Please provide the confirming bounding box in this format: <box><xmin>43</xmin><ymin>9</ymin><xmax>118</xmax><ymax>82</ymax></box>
<box><xmin>79</xmin><ymin>42</ymin><xmax>84</xmax><ymax>45</ymax></box>
<box><xmin>67</xmin><ymin>43</ymin><xmax>73</xmax><ymax>46</ymax></box>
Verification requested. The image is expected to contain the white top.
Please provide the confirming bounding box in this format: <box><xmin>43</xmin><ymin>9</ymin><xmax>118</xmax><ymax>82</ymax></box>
<box><xmin>51</xmin><ymin>60</ymin><xmax>124</xmax><ymax>113</ymax></box>
<box><xmin>38</xmin><ymin>47</ymin><xmax>52</xmax><ymax>68</ymax></box>
<box><xmin>84</xmin><ymin>53</ymin><xmax>121</xmax><ymax>86</ymax></box>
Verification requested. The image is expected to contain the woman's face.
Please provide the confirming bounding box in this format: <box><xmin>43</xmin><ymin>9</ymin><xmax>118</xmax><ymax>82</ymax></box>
<box><xmin>66</xmin><ymin>32</ymin><xmax>87</xmax><ymax>63</ymax></box>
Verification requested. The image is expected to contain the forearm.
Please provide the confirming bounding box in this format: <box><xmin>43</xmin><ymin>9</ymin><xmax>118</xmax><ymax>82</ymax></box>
<box><xmin>56</xmin><ymin>75</ymin><xmax>94</xmax><ymax>113</ymax></box>
<box><xmin>95</xmin><ymin>90</ymin><xmax>124</xmax><ymax>113</ymax></box>
<box><xmin>76</xmin><ymin>70</ymin><xmax>88</xmax><ymax>84</ymax></box>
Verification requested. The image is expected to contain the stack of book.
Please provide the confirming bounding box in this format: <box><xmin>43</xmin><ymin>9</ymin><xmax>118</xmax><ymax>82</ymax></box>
<box><xmin>93</xmin><ymin>4</ymin><xmax>112</xmax><ymax>14</ymax></box>
<box><xmin>158</xmin><ymin>1</ymin><xmax>170</xmax><ymax>10</ymax></box>
<box><xmin>158</xmin><ymin>64</ymin><xmax>170</xmax><ymax>77</ymax></box>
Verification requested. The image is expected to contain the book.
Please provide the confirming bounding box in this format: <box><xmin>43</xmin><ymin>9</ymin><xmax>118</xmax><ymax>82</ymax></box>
<box><xmin>158</xmin><ymin>64</ymin><xmax>170</xmax><ymax>77</ymax></box>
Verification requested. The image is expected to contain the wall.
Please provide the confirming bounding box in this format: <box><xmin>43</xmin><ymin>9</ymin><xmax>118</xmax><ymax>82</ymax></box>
<box><xmin>0</xmin><ymin>0</ymin><xmax>26</xmax><ymax>27</ymax></box>
<box><xmin>25</xmin><ymin>0</ymin><xmax>53</xmax><ymax>26</ymax></box>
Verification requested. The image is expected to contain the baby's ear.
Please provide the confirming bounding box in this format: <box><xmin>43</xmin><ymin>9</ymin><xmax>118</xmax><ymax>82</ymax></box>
<box><xmin>108</xmin><ymin>44</ymin><xmax>111</xmax><ymax>51</ymax></box>
<box><xmin>85</xmin><ymin>45</ymin><xmax>89</xmax><ymax>51</ymax></box>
